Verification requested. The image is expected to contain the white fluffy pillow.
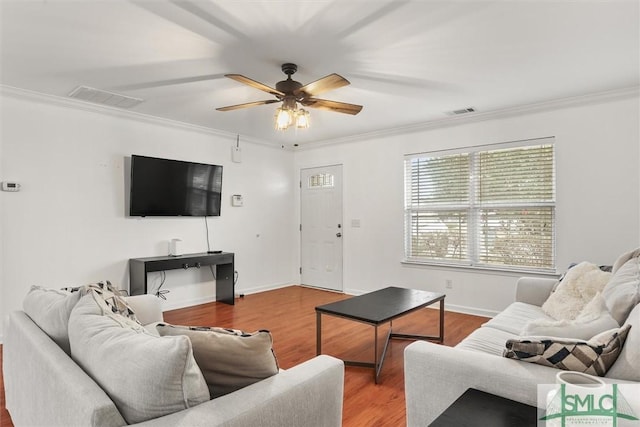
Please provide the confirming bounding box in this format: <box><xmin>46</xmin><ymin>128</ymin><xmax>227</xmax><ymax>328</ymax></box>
<box><xmin>524</xmin><ymin>293</ymin><xmax>619</xmax><ymax>340</ymax></box>
<box><xmin>541</xmin><ymin>262</ymin><xmax>611</xmax><ymax>320</ymax></box>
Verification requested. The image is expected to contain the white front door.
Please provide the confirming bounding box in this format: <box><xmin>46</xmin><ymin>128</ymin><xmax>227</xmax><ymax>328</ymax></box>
<box><xmin>300</xmin><ymin>165</ymin><xmax>343</xmax><ymax>292</ymax></box>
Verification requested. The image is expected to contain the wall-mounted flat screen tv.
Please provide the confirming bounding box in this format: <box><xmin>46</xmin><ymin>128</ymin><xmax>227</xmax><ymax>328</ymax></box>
<box><xmin>129</xmin><ymin>155</ymin><xmax>223</xmax><ymax>217</ymax></box>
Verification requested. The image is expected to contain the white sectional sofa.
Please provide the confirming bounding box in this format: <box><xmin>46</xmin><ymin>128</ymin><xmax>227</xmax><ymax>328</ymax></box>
<box><xmin>3</xmin><ymin>288</ymin><xmax>345</xmax><ymax>426</ymax></box>
<box><xmin>404</xmin><ymin>251</ymin><xmax>640</xmax><ymax>426</ymax></box>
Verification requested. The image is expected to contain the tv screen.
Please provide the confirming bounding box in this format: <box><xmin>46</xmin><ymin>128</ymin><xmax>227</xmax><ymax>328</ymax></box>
<box><xmin>129</xmin><ymin>155</ymin><xmax>223</xmax><ymax>217</ymax></box>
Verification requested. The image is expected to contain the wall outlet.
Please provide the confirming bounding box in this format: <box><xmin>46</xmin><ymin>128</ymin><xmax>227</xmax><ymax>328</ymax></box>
<box><xmin>445</xmin><ymin>279</ymin><xmax>453</xmax><ymax>289</ymax></box>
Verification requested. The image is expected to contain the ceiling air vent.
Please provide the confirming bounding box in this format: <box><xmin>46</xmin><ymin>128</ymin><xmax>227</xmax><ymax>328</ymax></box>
<box><xmin>68</xmin><ymin>86</ymin><xmax>143</xmax><ymax>108</ymax></box>
<box><xmin>446</xmin><ymin>107</ymin><xmax>476</xmax><ymax>116</ymax></box>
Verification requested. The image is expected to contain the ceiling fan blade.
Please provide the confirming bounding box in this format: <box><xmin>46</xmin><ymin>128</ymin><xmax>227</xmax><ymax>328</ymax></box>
<box><xmin>216</xmin><ymin>99</ymin><xmax>280</xmax><ymax>112</ymax></box>
<box><xmin>296</xmin><ymin>73</ymin><xmax>350</xmax><ymax>97</ymax></box>
<box><xmin>300</xmin><ymin>98</ymin><xmax>363</xmax><ymax>115</ymax></box>
<box><xmin>225</xmin><ymin>74</ymin><xmax>284</xmax><ymax>97</ymax></box>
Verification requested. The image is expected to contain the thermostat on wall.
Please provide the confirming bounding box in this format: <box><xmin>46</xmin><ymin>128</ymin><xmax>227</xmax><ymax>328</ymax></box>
<box><xmin>231</xmin><ymin>194</ymin><xmax>243</xmax><ymax>207</ymax></box>
<box><xmin>1</xmin><ymin>182</ymin><xmax>20</xmax><ymax>192</ymax></box>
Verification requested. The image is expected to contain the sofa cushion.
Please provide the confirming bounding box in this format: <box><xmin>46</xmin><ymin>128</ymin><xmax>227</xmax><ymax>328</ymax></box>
<box><xmin>152</xmin><ymin>323</ymin><xmax>280</xmax><ymax>398</ymax></box>
<box><xmin>455</xmin><ymin>325</ymin><xmax>516</xmax><ymax>357</ymax></box>
<box><xmin>503</xmin><ymin>324</ymin><xmax>631</xmax><ymax>376</ymax></box>
<box><xmin>541</xmin><ymin>262</ymin><xmax>611</xmax><ymax>320</ymax></box>
<box><xmin>601</xmin><ymin>255</ymin><xmax>640</xmax><ymax>326</ymax></box>
<box><xmin>522</xmin><ymin>293</ymin><xmax>619</xmax><ymax>340</ymax></box>
<box><xmin>22</xmin><ymin>285</ymin><xmax>82</xmax><ymax>355</ymax></box>
<box><xmin>68</xmin><ymin>291</ymin><xmax>209</xmax><ymax>424</ymax></box>
<box><xmin>482</xmin><ymin>302</ymin><xmax>551</xmax><ymax>335</ymax></box>
<box><xmin>605</xmin><ymin>303</ymin><xmax>640</xmax><ymax>381</ymax></box>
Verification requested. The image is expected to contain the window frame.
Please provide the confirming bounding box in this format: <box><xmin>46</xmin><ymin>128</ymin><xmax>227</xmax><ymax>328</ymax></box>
<box><xmin>403</xmin><ymin>137</ymin><xmax>556</xmax><ymax>274</ymax></box>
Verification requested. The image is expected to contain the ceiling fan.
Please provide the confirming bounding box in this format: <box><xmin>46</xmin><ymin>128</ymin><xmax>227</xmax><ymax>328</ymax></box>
<box><xmin>216</xmin><ymin>63</ymin><xmax>362</xmax><ymax>130</ymax></box>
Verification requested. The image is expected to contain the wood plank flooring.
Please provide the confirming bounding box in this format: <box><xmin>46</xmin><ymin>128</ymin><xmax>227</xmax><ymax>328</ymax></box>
<box><xmin>0</xmin><ymin>285</ymin><xmax>488</xmax><ymax>427</ymax></box>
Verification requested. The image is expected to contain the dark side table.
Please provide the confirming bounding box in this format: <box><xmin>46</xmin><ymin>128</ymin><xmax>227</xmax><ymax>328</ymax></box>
<box><xmin>430</xmin><ymin>388</ymin><xmax>538</xmax><ymax>426</ymax></box>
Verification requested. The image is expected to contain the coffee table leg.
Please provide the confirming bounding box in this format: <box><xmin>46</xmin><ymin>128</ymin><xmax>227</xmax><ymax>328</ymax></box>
<box><xmin>316</xmin><ymin>311</ymin><xmax>322</xmax><ymax>355</ymax></box>
<box><xmin>375</xmin><ymin>325</ymin><xmax>395</xmax><ymax>383</ymax></box>
<box><xmin>439</xmin><ymin>299</ymin><xmax>445</xmax><ymax>343</ymax></box>
<box><xmin>374</xmin><ymin>325</ymin><xmax>379</xmax><ymax>383</ymax></box>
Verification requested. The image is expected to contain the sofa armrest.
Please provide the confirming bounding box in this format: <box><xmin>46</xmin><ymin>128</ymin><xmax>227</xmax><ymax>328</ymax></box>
<box><xmin>132</xmin><ymin>355</ymin><xmax>345</xmax><ymax>427</ymax></box>
<box><xmin>124</xmin><ymin>294</ymin><xmax>164</xmax><ymax>325</ymax></box>
<box><xmin>515</xmin><ymin>277</ymin><xmax>558</xmax><ymax>306</ymax></box>
<box><xmin>4</xmin><ymin>311</ymin><xmax>126</xmax><ymax>427</ymax></box>
<box><xmin>404</xmin><ymin>341</ymin><xmax>559</xmax><ymax>427</ymax></box>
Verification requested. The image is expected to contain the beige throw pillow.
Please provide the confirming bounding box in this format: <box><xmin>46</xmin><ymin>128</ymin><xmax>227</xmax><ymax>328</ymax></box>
<box><xmin>153</xmin><ymin>323</ymin><xmax>280</xmax><ymax>398</ymax></box>
<box><xmin>68</xmin><ymin>292</ymin><xmax>209</xmax><ymax>424</ymax></box>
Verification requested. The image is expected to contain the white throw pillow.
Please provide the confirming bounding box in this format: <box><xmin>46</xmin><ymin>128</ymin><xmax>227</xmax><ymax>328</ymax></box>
<box><xmin>22</xmin><ymin>285</ymin><xmax>82</xmax><ymax>355</ymax></box>
<box><xmin>601</xmin><ymin>255</ymin><xmax>640</xmax><ymax>325</ymax></box>
<box><xmin>523</xmin><ymin>293</ymin><xmax>619</xmax><ymax>340</ymax></box>
<box><xmin>542</xmin><ymin>262</ymin><xmax>611</xmax><ymax>320</ymax></box>
<box><xmin>612</xmin><ymin>248</ymin><xmax>640</xmax><ymax>274</ymax></box>
<box><xmin>605</xmin><ymin>303</ymin><xmax>640</xmax><ymax>381</ymax></box>
<box><xmin>68</xmin><ymin>291</ymin><xmax>209</xmax><ymax>424</ymax></box>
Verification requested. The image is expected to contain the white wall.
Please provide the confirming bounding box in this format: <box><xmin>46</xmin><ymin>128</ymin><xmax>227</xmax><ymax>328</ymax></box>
<box><xmin>294</xmin><ymin>94</ymin><xmax>640</xmax><ymax>316</ymax></box>
<box><xmin>0</xmin><ymin>88</ymin><xmax>297</xmax><ymax>339</ymax></box>
<box><xmin>1</xmin><ymin>88</ymin><xmax>638</xmax><ymax>341</ymax></box>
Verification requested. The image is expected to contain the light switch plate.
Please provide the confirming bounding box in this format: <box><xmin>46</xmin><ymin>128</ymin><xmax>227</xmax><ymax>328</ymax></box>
<box><xmin>232</xmin><ymin>194</ymin><xmax>243</xmax><ymax>207</ymax></box>
<box><xmin>1</xmin><ymin>182</ymin><xmax>20</xmax><ymax>192</ymax></box>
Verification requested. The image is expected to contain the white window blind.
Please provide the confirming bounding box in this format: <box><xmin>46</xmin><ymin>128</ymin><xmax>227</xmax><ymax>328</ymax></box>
<box><xmin>404</xmin><ymin>139</ymin><xmax>555</xmax><ymax>272</ymax></box>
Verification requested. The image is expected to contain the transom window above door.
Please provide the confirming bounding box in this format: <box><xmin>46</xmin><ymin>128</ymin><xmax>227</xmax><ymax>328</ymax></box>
<box><xmin>308</xmin><ymin>173</ymin><xmax>335</xmax><ymax>189</ymax></box>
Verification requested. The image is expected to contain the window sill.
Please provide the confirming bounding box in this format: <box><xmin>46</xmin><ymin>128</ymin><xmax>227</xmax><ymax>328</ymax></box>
<box><xmin>401</xmin><ymin>259</ymin><xmax>559</xmax><ymax>278</ymax></box>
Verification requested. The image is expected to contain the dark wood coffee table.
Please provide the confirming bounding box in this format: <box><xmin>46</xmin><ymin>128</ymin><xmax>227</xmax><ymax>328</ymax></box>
<box><xmin>315</xmin><ymin>286</ymin><xmax>445</xmax><ymax>383</ymax></box>
<box><xmin>430</xmin><ymin>388</ymin><xmax>538</xmax><ymax>426</ymax></box>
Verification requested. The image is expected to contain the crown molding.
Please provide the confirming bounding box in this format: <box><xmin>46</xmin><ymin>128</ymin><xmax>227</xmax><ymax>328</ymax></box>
<box><xmin>0</xmin><ymin>85</ymin><xmax>284</xmax><ymax>150</ymax></box>
<box><xmin>295</xmin><ymin>85</ymin><xmax>640</xmax><ymax>151</ymax></box>
<box><xmin>3</xmin><ymin>84</ymin><xmax>637</xmax><ymax>152</ymax></box>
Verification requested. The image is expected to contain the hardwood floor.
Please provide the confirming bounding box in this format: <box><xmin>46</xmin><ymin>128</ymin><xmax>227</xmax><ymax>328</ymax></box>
<box><xmin>0</xmin><ymin>285</ymin><xmax>488</xmax><ymax>427</ymax></box>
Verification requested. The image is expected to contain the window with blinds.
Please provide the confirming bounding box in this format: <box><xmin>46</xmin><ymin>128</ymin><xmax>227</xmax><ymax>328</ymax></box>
<box><xmin>404</xmin><ymin>139</ymin><xmax>555</xmax><ymax>272</ymax></box>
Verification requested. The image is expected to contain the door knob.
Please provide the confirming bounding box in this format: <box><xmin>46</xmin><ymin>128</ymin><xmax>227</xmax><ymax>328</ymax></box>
<box><xmin>336</xmin><ymin>232</ymin><xmax>342</xmax><ymax>238</ymax></box>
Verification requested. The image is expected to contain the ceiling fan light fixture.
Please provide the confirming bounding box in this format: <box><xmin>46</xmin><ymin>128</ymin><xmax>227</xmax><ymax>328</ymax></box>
<box><xmin>275</xmin><ymin>106</ymin><xmax>294</xmax><ymax>130</ymax></box>
<box><xmin>220</xmin><ymin>63</ymin><xmax>360</xmax><ymax>131</ymax></box>
<box><xmin>295</xmin><ymin>108</ymin><xmax>310</xmax><ymax>129</ymax></box>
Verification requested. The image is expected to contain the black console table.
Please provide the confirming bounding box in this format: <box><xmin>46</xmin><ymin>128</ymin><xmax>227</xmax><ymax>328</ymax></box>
<box><xmin>129</xmin><ymin>252</ymin><xmax>235</xmax><ymax>305</ymax></box>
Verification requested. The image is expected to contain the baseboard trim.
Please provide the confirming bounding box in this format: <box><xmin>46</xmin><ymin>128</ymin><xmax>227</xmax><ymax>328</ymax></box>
<box><xmin>160</xmin><ymin>295</ymin><xmax>217</xmax><ymax>311</ymax></box>
<box><xmin>438</xmin><ymin>303</ymin><xmax>498</xmax><ymax>319</ymax></box>
<box><xmin>158</xmin><ymin>283</ymin><xmax>499</xmax><ymax>319</ymax></box>
<box><xmin>239</xmin><ymin>282</ymin><xmax>295</xmax><ymax>296</ymax></box>
<box><xmin>159</xmin><ymin>282</ymin><xmax>296</xmax><ymax>311</ymax></box>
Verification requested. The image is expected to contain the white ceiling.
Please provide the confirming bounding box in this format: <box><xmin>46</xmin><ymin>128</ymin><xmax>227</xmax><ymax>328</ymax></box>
<box><xmin>1</xmin><ymin>0</ymin><xmax>638</xmax><ymax>147</ymax></box>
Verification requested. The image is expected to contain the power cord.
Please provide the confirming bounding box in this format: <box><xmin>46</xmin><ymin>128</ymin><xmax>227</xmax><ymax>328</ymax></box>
<box><xmin>155</xmin><ymin>271</ymin><xmax>170</xmax><ymax>300</ymax></box>
<box><xmin>204</xmin><ymin>216</ymin><xmax>212</xmax><ymax>252</ymax></box>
